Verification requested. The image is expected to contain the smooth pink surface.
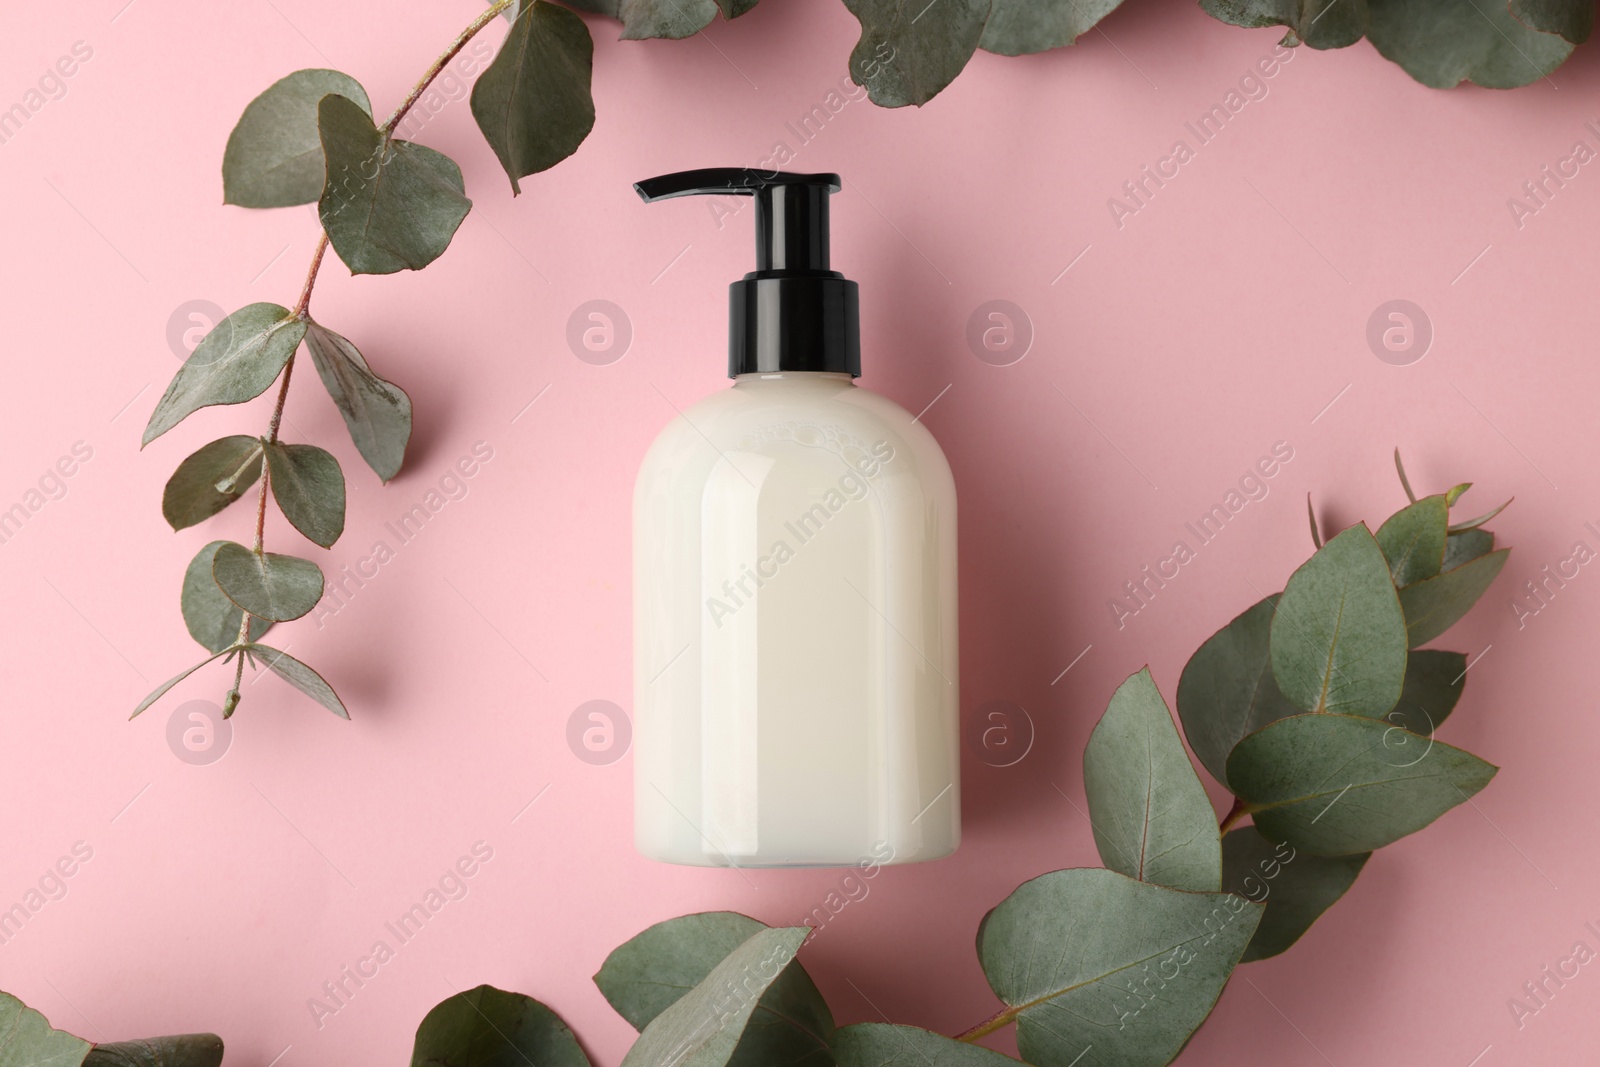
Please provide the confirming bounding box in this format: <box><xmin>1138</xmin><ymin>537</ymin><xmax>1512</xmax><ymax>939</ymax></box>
<box><xmin>3</xmin><ymin>1</ymin><xmax>1598</xmax><ymax>1063</ymax></box>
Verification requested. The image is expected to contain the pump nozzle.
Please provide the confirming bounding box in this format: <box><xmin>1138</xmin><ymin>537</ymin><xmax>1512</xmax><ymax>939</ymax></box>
<box><xmin>634</xmin><ymin>168</ymin><xmax>859</xmax><ymax>378</ymax></box>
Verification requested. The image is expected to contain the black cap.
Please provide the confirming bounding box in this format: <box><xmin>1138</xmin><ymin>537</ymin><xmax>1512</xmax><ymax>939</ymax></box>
<box><xmin>634</xmin><ymin>168</ymin><xmax>860</xmax><ymax>378</ymax></box>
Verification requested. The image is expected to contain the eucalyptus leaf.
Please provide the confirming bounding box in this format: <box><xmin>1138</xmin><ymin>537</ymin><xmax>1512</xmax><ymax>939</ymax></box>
<box><xmin>980</xmin><ymin>0</ymin><xmax>1123</xmax><ymax>56</ymax></box>
<box><xmin>223</xmin><ymin>69</ymin><xmax>372</xmax><ymax>208</ymax></box>
<box><xmin>1442</xmin><ymin>528</ymin><xmax>1494</xmax><ymax>572</ymax></box>
<box><xmin>1270</xmin><ymin>524</ymin><xmax>1407</xmax><ymax>717</ymax></box>
<box><xmin>1222</xmin><ymin>827</ymin><xmax>1368</xmax><ymax>962</ymax></box>
<box><xmin>303</xmin><ymin>322</ymin><xmax>412</xmax><ymax>482</ymax></box>
<box><xmin>0</xmin><ymin>991</ymin><xmax>92</xmax><ymax>1067</ymax></box>
<box><xmin>620</xmin><ymin>927</ymin><xmax>810</xmax><ymax>1067</ymax></box>
<box><xmin>976</xmin><ymin>868</ymin><xmax>1261</xmax><ymax>1067</ymax></box>
<box><xmin>143</xmin><ymin>304</ymin><xmax>306</xmax><ymax>446</ymax></box>
<box><xmin>618</xmin><ymin>0</ymin><xmax>717</xmax><ymax>39</ymax></box>
<box><xmin>409</xmin><ymin>984</ymin><xmax>589</xmax><ymax>1067</ymax></box>
<box><xmin>1198</xmin><ymin>0</ymin><xmax>1368</xmax><ymax>49</ymax></box>
<box><xmin>162</xmin><ymin>436</ymin><xmax>263</xmax><ymax>530</ymax></box>
<box><xmin>245</xmin><ymin>643</ymin><xmax>349</xmax><ymax>718</ymax></box>
<box><xmin>183</xmin><ymin>541</ymin><xmax>272</xmax><ymax>653</ymax></box>
<box><xmin>1227</xmin><ymin>713</ymin><xmax>1497</xmax><ymax>855</ymax></box>
<box><xmin>1510</xmin><ymin>0</ymin><xmax>1593</xmax><ymax>43</ymax></box>
<box><xmin>1398</xmin><ymin>549</ymin><xmax>1510</xmax><ymax>647</ymax></box>
<box><xmin>1448</xmin><ymin>496</ymin><xmax>1511</xmax><ymax>533</ymax></box>
<box><xmin>471</xmin><ymin>1</ymin><xmax>595</xmax><ymax>194</ymax></box>
<box><xmin>1084</xmin><ymin>668</ymin><xmax>1220</xmax><ymax>892</ymax></box>
<box><xmin>1366</xmin><ymin>0</ymin><xmax>1575</xmax><ymax>88</ymax></box>
<box><xmin>841</xmin><ymin>0</ymin><xmax>990</xmax><ymax>108</ymax></box>
<box><xmin>831</xmin><ymin>1024</ymin><xmax>1016</xmax><ymax>1066</ymax></box>
<box><xmin>596</xmin><ymin>912</ymin><xmax>835</xmax><ymax>1067</ymax></box>
<box><xmin>131</xmin><ymin>647</ymin><xmax>235</xmax><ymax>718</ymax></box>
<box><xmin>1385</xmin><ymin>649</ymin><xmax>1466</xmax><ymax>735</ymax></box>
<box><xmin>318</xmin><ymin>94</ymin><xmax>472</xmax><ymax>275</ymax></box>
<box><xmin>265</xmin><ymin>442</ymin><xmax>346</xmax><ymax>548</ymax></box>
<box><xmin>1375</xmin><ymin>495</ymin><xmax>1448</xmax><ymax>587</ymax></box>
<box><xmin>1176</xmin><ymin>594</ymin><xmax>1299</xmax><ymax>790</ymax></box>
<box><xmin>83</xmin><ymin>1035</ymin><xmax>225</xmax><ymax>1067</ymax></box>
<box><xmin>212</xmin><ymin>542</ymin><xmax>325</xmax><ymax>622</ymax></box>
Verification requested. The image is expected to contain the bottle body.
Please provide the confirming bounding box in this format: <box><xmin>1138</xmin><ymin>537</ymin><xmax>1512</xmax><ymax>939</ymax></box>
<box><xmin>633</xmin><ymin>372</ymin><xmax>959</xmax><ymax>867</ymax></box>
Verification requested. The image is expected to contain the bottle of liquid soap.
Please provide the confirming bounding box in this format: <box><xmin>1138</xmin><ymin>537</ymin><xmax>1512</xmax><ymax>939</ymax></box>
<box><xmin>632</xmin><ymin>168</ymin><xmax>959</xmax><ymax>868</ymax></box>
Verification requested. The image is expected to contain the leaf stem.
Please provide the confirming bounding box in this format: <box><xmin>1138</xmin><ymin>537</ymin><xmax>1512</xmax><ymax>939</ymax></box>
<box><xmin>953</xmin><ymin>1005</ymin><xmax>1017</xmax><ymax>1042</ymax></box>
<box><xmin>1219</xmin><ymin>796</ymin><xmax>1248</xmax><ymax>833</ymax></box>
<box><xmin>381</xmin><ymin>0</ymin><xmax>517</xmax><ymax>136</ymax></box>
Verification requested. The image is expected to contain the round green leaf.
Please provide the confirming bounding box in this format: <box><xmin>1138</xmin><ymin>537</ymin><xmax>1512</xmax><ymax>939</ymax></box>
<box><xmin>620</xmin><ymin>927</ymin><xmax>810</xmax><ymax>1067</ymax></box>
<box><xmin>265</xmin><ymin>441</ymin><xmax>345</xmax><ymax>548</ymax></box>
<box><xmin>1441</xmin><ymin>527</ymin><xmax>1494</xmax><ymax>572</ymax></box>
<box><xmin>1385</xmin><ymin>649</ymin><xmax>1466</xmax><ymax>735</ymax></box>
<box><xmin>980</xmin><ymin>0</ymin><xmax>1125</xmax><ymax>56</ymax></box>
<box><xmin>617</xmin><ymin>0</ymin><xmax>716</xmax><ymax>39</ymax></box>
<box><xmin>409</xmin><ymin>985</ymin><xmax>588</xmax><ymax>1067</ymax></box>
<box><xmin>318</xmin><ymin>94</ymin><xmax>472</xmax><ymax>276</ymax></box>
<box><xmin>1227</xmin><ymin>713</ymin><xmax>1497</xmax><ymax>855</ymax></box>
<box><xmin>596</xmin><ymin>912</ymin><xmax>834</xmax><ymax>1067</ymax></box>
<box><xmin>976</xmin><ymin>868</ymin><xmax>1262</xmax><ymax>1067</ymax></box>
<box><xmin>1176</xmin><ymin>593</ymin><xmax>1300</xmax><ymax>790</ymax></box>
<box><xmin>162</xmin><ymin>436</ymin><xmax>263</xmax><ymax>530</ymax></box>
<box><xmin>831</xmin><ymin>1024</ymin><xmax>1015</xmax><ymax>1066</ymax></box>
<box><xmin>303</xmin><ymin>322</ymin><xmax>412</xmax><ymax>483</ymax></box>
<box><xmin>1511</xmin><ymin>0</ymin><xmax>1592</xmax><ymax>43</ymax></box>
<box><xmin>1270</xmin><ymin>524</ymin><xmax>1407</xmax><ymax>717</ymax></box>
<box><xmin>1084</xmin><ymin>668</ymin><xmax>1221</xmax><ymax>892</ymax></box>
<box><xmin>0</xmin><ymin>991</ymin><xmax>92</xmax><ymax>1067</ymax></box>
<box><xmin>1375</xmin><ymin>495</ymin><xmax>1448</xmax><ymax>588</ymax></box>
<box><xmin>84</xmin><ymin>1035</ymin><xmax>225</xmax><ymax>1067</ymax></box>
<box><xmin>1366</xmin><ymin>0</ymin><xmax>1575</xmax><ymax>88</ymax></box>
<box><xmin>143</xmin><ymin>305</ymin><xmax>306</xmax><ymax>446</ymax></box>
<box><xmin>471</xmin><ymin>1</ymin><xmax>596</xmax><ymax>195</ymax></box>
<box><xmin>1198</xmin><ymin>0</ymin><xmax>1368</xmax><ymax>48</ymax></box>
<box><xmin>182</xmin><ymin>541</ymin><xmax>272</xmax><ymax>653</ymax></box>
<box><xmin>244</xmin><ymin>643</ymin><xmax>349</xmax><ymax>718</ymax></box>
<box><xmin>223</xmin><ymin>69</ymin><xmax>372</xmax><ymax>208</ymax></box>
<box><xmin>841</xmin><ymin>0</ymin><xmax>990</xmax><ymax>107</ymax></box>
<box><xmin>212</xmin><ymin>542</ymin><xmax>324</xmax><ymax>622</ymax></box>
<box><xmin>1222</xmin><ymin>826</ymin><xmax>1368</xmax><ymax>962</ymax></box>
<box><xmin>1398</xmin><ymin>549</ymin><xmax>1510</xmax><ymax>647</ymax></box>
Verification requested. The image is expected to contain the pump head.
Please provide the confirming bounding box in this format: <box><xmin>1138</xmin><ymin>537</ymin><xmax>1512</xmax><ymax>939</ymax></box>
<box><xmin>635</xmin><ymin>168</ymin><xmax>860</xmax><ymax>378</ymax></box>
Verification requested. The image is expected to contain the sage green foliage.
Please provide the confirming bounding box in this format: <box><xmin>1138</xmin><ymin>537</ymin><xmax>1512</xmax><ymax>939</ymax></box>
<box><xmin>1270</xmin><ymin>524</ymin><xmax>1407</xmax><ymax>717</ymax></box>
<box><xmin>1387</xmin><ymin>649</ymin><xmax>1466</xmax><ymax>735</ymax></box>
<box><xmin>223</xmin><ymin>69</ymin><xmax>371</xmax><ymax>207</ymax></box>
<box><xmin>142</xmin><ymin>304</ymin><xmax>306</xmax><ymax>446</ymax></box>
<box><xmin>472</xmin><ymin>0</ymin><xmax>596</xmax><ymax>194</ymax></box>
<box><xmin>595</xmin><ymin>912</ymin><xmax>835</xmax><ymax>1067</ymax></box>
<box><xmin>1083</xmin><ymin>668</ymin><xmax>1221</xmax><ymax>892</ymax></box>
<box><xmin>980</xmin><ymin>0</ymin><xmax>1125</xmax><ymax>56</ymax></box>
<box><xmin>82</xmin><ymin>1036</ymin><xmax>225</xmax><ymax>1067</ymax></box>
<box><xmin>317</xmin><ymin>93</ymin><xmax>472</xmax><ymax>275</ymax></box>
<box><xmin>1398</xmin><ymin>549</ymin><xmax>1511</xmax><ymax>646</ymax></box>
<box><xmin>247</xmin><ymin>643</ymin><xmax>349</xmax><ymax>718</ymax></box>
<box><xmin>1443</xmin><ymin>527</ymin><xmax>1494</xmax><ymax>571</ymax></box>
<box><xmin>1176</xmin><ymin>593</ymin><xmax>1297</xmax><ymax>789</ymax></box>
<box><xmin>265</xmin><ymin>442</ymin><xmax>346</xmax><ymax>548</ymax></box>
<box><xmin>303</xmin><ymin>322</ymin><xmax>412</xmax><ymax>483</ymax></box>
<box><xmin>1366</xmin><ymin>0</ymin><xmax>1575</xmax><ymax>88</ymax></box>
<box><xmin>1511</xmin><ymin>0</ymin><xmax>1593</xmax><ymax>43</ymax></box>
<box><xmin>1221</xmin><ymin>827</ymin><xmax>1368</xmax><ymax>962</ymax></box>
<box><xmin>182</xmin><ymin>541</ymin><xmax>271</xmax><ymax>652</ymax></box>
<box><xmin>162</xmin><ymin>435</ymin><xmax>261</xmax><ymax>530</ymax></box>
<box><xmin>620</xmin><ymin>926</ymin><xmax>810</xmax><ymax>1067</ymax></box>
<box><xmin>212</xmin><ymin>542</ymin><xmax>325</xmax><ymax>622</ymax></box>
<box><xmin>977</xmin><ymin>868</ymin><xmax>1262</xmax><ymax>1067</ymax></box>
<box><xmin>840</xmin><ymin>0</ymin><xmax>991</xmax><ymax>107</ymax></box>
<box><xmin>832</xmin><ymin>1024</ymin><xmax>1018</xmax><ymax>1066</ymax></box>
<box><xmin>1199</xmin><ymin>0</ymin><xmax>1367</xmax><ymax>49</ymax></box>
<box><xmin>1228</xmin><ymin>713</ymin><xmax>1497</xmax><ymax>855</ymax></box>
<box><xmin>1375</xmin><ymin>495</ymin><xmax>1448</xmax><ymax>586</ymax></box>
<box><xmin>0</xmin><ymin>991</ymin><xmax>221</xmax><ymax>1067</ymax></box>
<box><xmin>409</xmin><ymin>984</ymin><xmax>589</xmax><ymax>1067</ymax></box>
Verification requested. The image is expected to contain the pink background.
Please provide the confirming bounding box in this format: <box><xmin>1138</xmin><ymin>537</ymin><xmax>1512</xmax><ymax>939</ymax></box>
<box><xmin>3</xmin><ymin>0</ymin><xmax>1597</xmax><ymax>1064</ymax></box>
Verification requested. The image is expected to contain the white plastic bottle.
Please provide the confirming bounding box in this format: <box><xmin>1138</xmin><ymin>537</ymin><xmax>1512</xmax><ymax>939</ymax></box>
<box><xmin>631</xmin><ymin>169</ymin><xmax>959</xmax><ymax>867</ymax></box>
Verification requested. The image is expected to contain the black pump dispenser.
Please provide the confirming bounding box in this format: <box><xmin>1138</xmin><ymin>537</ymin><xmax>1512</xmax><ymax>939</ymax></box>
<box><xmin>634</xmin><ymin>168</ymin><xmax>860</xmax><ymax>379</ymax></box>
